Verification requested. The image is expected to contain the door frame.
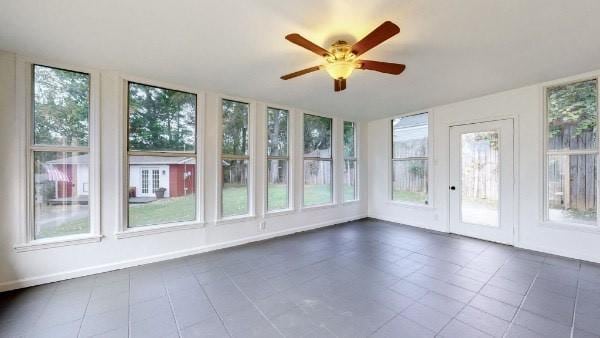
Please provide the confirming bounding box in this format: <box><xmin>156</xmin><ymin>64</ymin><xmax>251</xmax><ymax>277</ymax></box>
<box><xmin>446</xmin><ymin>116</ymin><xmax>519</xmax><ymax>246</ymax></box>
<box><xmin>140</xmin><ymin>167</ymin><xmax>160</xmax><ymax>197</ymax></box>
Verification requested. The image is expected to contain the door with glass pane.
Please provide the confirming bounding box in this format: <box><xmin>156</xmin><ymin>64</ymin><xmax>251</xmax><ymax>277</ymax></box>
<box><xmin>140</xmin><ymin>168</ymin><xmax>160</xmax><ymax>196</ymax></box>
<box><xmin>449</xmin><ymin>119</ymin><xmax>514</xmax><ymax>244</ymax></box>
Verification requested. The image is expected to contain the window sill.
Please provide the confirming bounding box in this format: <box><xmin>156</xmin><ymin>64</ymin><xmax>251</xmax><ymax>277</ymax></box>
<box><xmin>15</xmin><ymin>234</ymin><xmax>103</xmax><ymax>252</ymax></box>
<box><xmin>215</xmin><ymin>215</ymin><xmax>256</xmax><ymax>226</ymax></box>
<box><xmin>387</xmin><ymin>200</ymin><xmax>434</xmax><ymax>209</ymax></box>
<box><xmin>116</xmin><ymin>221</ymin><xmax>204</xmax><ymax>239</ymax></box>
<box><xmin>264</xmin><ymin>209</ymin><xmax>296</xmax><ymax>218</ymax></box>
<box><xmin>342</xmin><ymin>200</ymin><xmax>361</xmax><ymax>206</ymax></box>
<box><xmin>300</xmin><ymin>203</ymin><xmax>337</xmax><ymax>212</ymax></box>
<box><xmin>539</xmin><ymin>220</ymin><xmax>600</xmax><ymax>233</ymax></box>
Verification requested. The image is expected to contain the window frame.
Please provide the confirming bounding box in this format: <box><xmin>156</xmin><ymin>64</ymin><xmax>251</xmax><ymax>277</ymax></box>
<box><xmin>217</xmin><ymin>96</ymin><xmax>255</xmax><ymax>222</ymax></box>
<box><xmin>389</xmin><ymin>112</ymin><xmax>432</xmax><ymax>207</ymax></box>
<box><xmin>265</xmin><ymin>106</ymin><xmax>293</xmax><ymax>214</ymax></box>
<box><xmin>343</xmin><ymin>120</ymin><xmax>359</xmax><ymax>203</ymax></box>
<box><xmin>117</xmin><ymin>77</ymin><xmax>205</xmax><ymax>238</ymax></box>
<box><xmin>15</xmin><ymin>58</ymin><xmax>102</xmax><ymax>251</ymax></box>
<box><xmin>542</xmin><ymin>76</ymin><xmax>600</xmax><ymax>229</ymax></box>
<box><xmin>302</xmin><ymin>113</ymin><xmax>335</xmax><ymax>209</ymax></box>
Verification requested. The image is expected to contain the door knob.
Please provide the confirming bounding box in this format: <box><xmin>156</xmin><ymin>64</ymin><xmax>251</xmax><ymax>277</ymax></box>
<box><xmin>449</xmin><ymin>186</ymin><xmax>456</xmax><ymax>190</ymax></box>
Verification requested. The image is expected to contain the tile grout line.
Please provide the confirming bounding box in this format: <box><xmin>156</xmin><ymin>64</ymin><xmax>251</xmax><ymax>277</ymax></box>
<box><xmin>569</xmin><ymin>262</ymin><xmax>582</xmax><ymax>338</ymax></box>
<box><xmin>191</xmin><ymin>269</ymin><xmax>235</xmax><ymax>338</ymax></box>
<box><xmin>433</xmin><ymin>243</ymin><xmax>515</xmax><ymax>337</ymax></box>
<box><xmin>223</xmin><ymin>270</ymin><xmax>293</xmax><ymax>338</ymax></box>
<box><xmin>75</xmin><ymin>278</ymin><xmax>96</xmax><ymax>337</ymax></box>
<box><xmin>162</xmin><ymin>271</ymin><xmax>182</xmax><ymax>338</ymax></box>
<box><xmin>27</xmin><ymin>284</ymin><xmax>59</xmax><ymax>337</ymax></box>
<box><xmin>501</xmin><ymin>261</ymin><xmax>543</xmax><ymax>338</ymax></box>
<box><xmin>127</xmin><ymin>273</ymin><xmax>131</xmax><ymax>338</ymax></box>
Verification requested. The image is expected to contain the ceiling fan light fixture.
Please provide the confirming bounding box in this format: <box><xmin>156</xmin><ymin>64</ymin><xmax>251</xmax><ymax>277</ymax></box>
<box><xmin>325</xmin><ymin>61</ymin><xmax>356</xmax><ymax>80</ymax></box>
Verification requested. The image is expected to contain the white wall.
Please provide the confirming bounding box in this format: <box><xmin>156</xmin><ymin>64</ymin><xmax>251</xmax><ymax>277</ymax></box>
<box><xmin>0</xmin><ymin>51</ymin><xmax>368</xmax><ymax>291</ymax></box>
<box><xmin>369</xmin><ymin>70</ymin><xmax>600</xmax><ymax>264</ymax></box>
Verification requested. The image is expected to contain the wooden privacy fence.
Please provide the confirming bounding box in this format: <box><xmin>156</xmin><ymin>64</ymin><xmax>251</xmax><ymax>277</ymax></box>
<box><xmin>547</xmin><ymin>125</ymin><xmax>597</xmax><ymax>212</ymax></box>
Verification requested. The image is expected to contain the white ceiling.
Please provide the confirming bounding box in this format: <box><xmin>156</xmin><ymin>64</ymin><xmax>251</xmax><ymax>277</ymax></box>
<box><xmin>2</xmin><ymin>0</ymin><xmax>600</xmax><ymax>121</ymax></box>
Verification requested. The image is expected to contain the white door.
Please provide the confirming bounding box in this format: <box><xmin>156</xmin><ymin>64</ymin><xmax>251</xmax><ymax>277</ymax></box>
<box><xmin>140</xmin><ymin>168</ymin><xmax>160</xmax><ymax>196</ymax></box>
<box><xmin>449</xmin><ymin>119</ymin><xmax>514</xmax><ymax>244</ymax></box>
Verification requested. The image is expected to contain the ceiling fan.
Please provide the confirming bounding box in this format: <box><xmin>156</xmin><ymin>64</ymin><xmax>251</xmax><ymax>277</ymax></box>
<box><xmin>281</xmin><ymin>21</ymin><xmax>406</xmax><ymax>92</ymax></box>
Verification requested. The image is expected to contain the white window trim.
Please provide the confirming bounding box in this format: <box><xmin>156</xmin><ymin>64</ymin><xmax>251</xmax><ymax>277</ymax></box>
<box><xmin>216</xmin><ymin>95</ymin><xmax>256</xmax><ymax>223</ymax></box>
<box><xmin>540</xmin><ymin>75</ymin><xmax>600</xmax><ymax>230</ymax></box>
<box><xmin>14</xmin><ymin>56</ymin><xmax>102</xmax><ymax>251</ymax></box>
<box><xmin>116</xmin><ymin>75</ymin><xmax>205</xmax><ymax>237</ymax></box>
<box><xmin>301</xmin><ymin>112</ymin><xmax>336</xmax><ymax>209</ymax></box>
<box><xmin>388</xmin><ymin>111</ymin><xmax>434</xmax><ymax>208</ymax></box>
<box><xmin>264</xmin><ymin>105</ymin><xmax>294</xmax><ymax>214</ymax></box>
<box><xmin>342</xmin><ymin>120</ymin><xmax>359</xmax><ymax>203</ymax></box>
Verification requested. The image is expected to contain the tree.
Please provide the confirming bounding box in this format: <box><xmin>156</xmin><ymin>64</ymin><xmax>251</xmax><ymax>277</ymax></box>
<box><xmin>304</xmin><ymin>115</ymin><xmax>331</xmax><ymax>157</ymax></box>
<box><xmin>128</xmin><ymin>83</ymin><xmax>196</xmax><ymax>152</ymax></box>
<box><xmin>34</xmin><ymin>65</ymin><xmax>89</xmax><ymax>146</ymax></box>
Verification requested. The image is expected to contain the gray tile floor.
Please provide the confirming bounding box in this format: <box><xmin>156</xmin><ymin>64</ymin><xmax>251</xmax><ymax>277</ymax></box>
<box><xmin>1</xmin><ymin>218</ymin><xmax>600</xmax><ymax>338</ymax></box>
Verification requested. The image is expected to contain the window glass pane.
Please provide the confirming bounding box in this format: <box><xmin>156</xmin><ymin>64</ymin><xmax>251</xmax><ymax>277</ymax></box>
<box><xmin>344</xmin><ymin>160</ymin><xmax>357</xmax><ymax>201</ymax></box>
<box><xmin>547</xmin><ymin>79</ymin><xmax>597</xmax><ymax>151</ymax></box>
<box><xmin>392</xmin><ymin>113</ymin><xmax>428</xmax><ymax>158</ymax></box>
<box><xmin>304</xmin><ymin>114</ymin><xmax>332</xmax><ymax>158</ymax></box>
<box><xmin>128</xmin><ymin>83</ymin><xmax>196</xmax><ymax>152</ymax></box>
<box><xmin>344</xmin><ymin>121</ymin><xmax>356</xmax><ymax>158</ymax></box>
<box><xmin>33</xmin><ymin>151</ymin><xmax>90</xmax><ymax>239</ymax></box>
<box><xmin>127</xmin><ymin>156</ymin><xmax>196</xmax><ymax>227</ymax></box>
<box><xmin>222</xmin><ymin>99</ymin><xmax>249</xmax><ymax>156</ymax></box>
<box><xmin>461</xmin><ymin>132</ymin><xmax>499</xmax><ymax>227</ymax></box>
<box><xmin>548</xmin><ymin>154</ymin><xmax>597</xmax><ymax>225</ymax></box>
<box><xmin>222</xmin><ymin>159</ymin><xmax>249</xmax><ymax>217</ymax></box>
<box><xmin>267</xmin><ymin>159</ymin><xmax>289</xmax><ymax>211</ymax></box>
<box><xmin>304</xmin><ymin>160</ymin><xmax>332</xmax><ymax>206</ymax></box>
<box><xmin>392</xmin><ymin>160</ymin><xmax>428</xmax><ymax>204</ymax></box>
<box><xmin>33</xmin><ymin>65</ymin><xmax>89</xmax><ymax>147</ymax></box>
<box><xmin>267</xmin><ymin>108</ymin><xmax>288</xmax><ymax>157</ymax></box>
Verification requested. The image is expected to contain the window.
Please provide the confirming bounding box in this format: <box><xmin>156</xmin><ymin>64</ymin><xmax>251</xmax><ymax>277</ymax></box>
<box><xmin>545</xmin><ymin>79</ymin><xmax>598</xmax><ymax>226</ymax></box>
<box><xmin>343</xmin><ymin>121</ymin><xmax>358</xmax><ymax>202</ymax></box>
<box><xmin>266</xmin><ymin>107</ymin><xmax>290</xmax><ymax>211</ymax></box>
<box><xmin>391</xmin><ymin>113</ymin><xmax>429</xmax><ymax>204</ymax></box>
<box><xmin>303</xmin><ymin>114</ymin><xmax>333</xmax><ymax>206</ymax></box>
<box><xmin>221</xmin><ymin>99</ymin><xmax>250</xmax><ymax>217</ymax></box>
<box><xmin>31</xmin><ymin>65</ymin><xmax>91</xmax><ymax>240</ymax></box>
<box><xmin>127</xmin><ymin>82</ymin><xmax>197</xmax><ymax>227</ymax></box>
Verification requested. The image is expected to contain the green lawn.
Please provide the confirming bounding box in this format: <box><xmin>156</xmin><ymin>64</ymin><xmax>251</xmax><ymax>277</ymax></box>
<box><xmin>392</xmin><ymin>189</ymin><xmax>427</xmax><ymax>204</ymax></box>
<box><xmin>267</xmin><ymin>184</ymin><xmax>289</xmax><ymax>211</ymax></box>
<box><xmin>41</xmin><ymin>184</ymin><xmax>358</xmax><ymax>235</ymax></box>
<box><xmin>303</xmin><ymin>184</ymin><xmax>332</xmax><ymax>206</ymax></box>
<box><xmin>129</xmin><ymin>194</ymin><xmax>196</xmax><ymax>227</ymax></box>
<box><xmin>222</xmin><ymin>184</ymin><xmax>248</xmax><ymax>217</ymax></box>
<box><xmin>37</xmin><ymin>216</ymin><xmax>89</xmax><ymax>239</ymax></box>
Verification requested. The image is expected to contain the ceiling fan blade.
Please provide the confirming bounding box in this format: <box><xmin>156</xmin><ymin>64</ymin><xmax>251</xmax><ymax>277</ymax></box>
<box><xmin>358</xmin><ymin>60</ymin><xmax>406</xmax><ymax>74</ymax></box>
<box><xmin>334</xmin><ymin>78</ymin><xmax>347</xmax><ymax>92</ymax></box>
<box><xmin>351</xmin><ymin>21</ymin><xmax>400</xmax><ymax>56</ymax></box>
<box><xmin>280</xmin><ymin>66</ymin><xmax>322</xmax><ymax>80</ymax></box>
<box><xmin>285</xmin><ymin>34</ymin><xmax>331</xmax><ymax>57</ymax></box>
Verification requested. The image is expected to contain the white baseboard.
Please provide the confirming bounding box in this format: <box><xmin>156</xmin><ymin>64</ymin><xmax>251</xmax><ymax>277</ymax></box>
<box><xmin>515</xmin><ymin>241</ymin><xmax>600</xmax><ymax>264</ymax></box>
<box><xmin>369</xmin><ymin>214</ymin><xmax>447</xmax><ymax>233</ymax></box>
<box><xmin>0</xmin><ymin>214</ymin><xmax>367</xmax><ymax>292</ymax></box>
<box><xmin>369</xmin><ymin>216</ymin><xmax>600</xmax><ymax>264</ymax></box>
